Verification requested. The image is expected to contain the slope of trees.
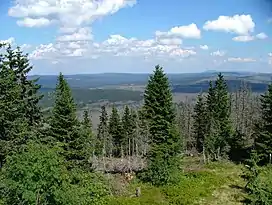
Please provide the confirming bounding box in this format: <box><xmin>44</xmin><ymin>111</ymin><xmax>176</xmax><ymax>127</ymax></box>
<box><xmin>0</xmin><ymin>44</ymin><xmax>109</xmax><ymax>204</ymax></box>
<box><xmin>0</xmin><ymin>43</ymin><xmax>271</xmax><ymax>204</ymax></box>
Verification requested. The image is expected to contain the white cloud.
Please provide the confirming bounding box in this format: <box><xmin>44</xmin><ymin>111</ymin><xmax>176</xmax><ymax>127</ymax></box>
<box><xmin>256</xmin><ymin>32</ymin><xmax>268</xmax><ymax>39</ymax></box>
<box><xmin>157</xmin><ymin>38</ymin><xmax>182</xmax><ymax>45</ymax></box>
<box><xmin>228</xmin><ymin>57</ymin><xmax>256</xmax><ymax>62</ymax></box>
<box><xmin>21</xmin><ymin>43</ymin><xmax>32</xmax><ymax>50</ymax></box>
<box><xmin>17</xmin><ymin>17</ymin><xmax>52</xmax><ymax>27</ymax></box>
<box><xmin>9</xmin><ymin>0</ymin><xmax>136</xmax><ymax>29</ymax></box>
<box><xmin>269</xmin><ymin>53</ymin><xmax>272</xmax><ymax>57</ymax></box>
<box><xmin>29</xmin><ymin>34</ymin><xmax>196</xmax><ymax>61</ymax></box>
<box><xmin>8</xmin><ymin>0</ymin><xmax>202</xmax><ymax>67</ymax></box>
<box><xmin>169</xmin><ymin>49</ymin><xmax>196</xmax><ymax>58</ymax></box>
<box><xmin>68</xmin><ymin>48</ymin><xmax>87</xmax><ymax>57</ymax></box>
<box><xmin>29</xmin><ymin>43</ymin><xmax>57</xmax><ymax>60</ymax></box>
<box><xmin>211</xmin><ymin>50</ymin><xmax>225</xmax><ymax>57</ymax></box>
<box><xmin>232</xmin><ymin>35</ymin><xmax>254</xmax><ymax>42</ymax></box>
<box><xmin>57</xmin><ymin>28</ymin><xmax>93</xmax><ymax>41</ymax></box>
<box><xmin>156</xmin><ymin>23</ymin><xmax>201</xmax><ymax>39</ymax></box>
<box><xmin>232</xmin><ymin>32</ymin><xmax>267</xmax><ymax>42</ymax></box>
<box><xmin>0</xmin><ymin>38</ymin><xmax>34</xmax><ymax>57</ymax></box>
<box><xmin>200</xmin><ymin>45</ymin><xmax>209</xmax><ymax>50</ymax></box>
<box><xmin>59</xmin><ymin>27</ymin><xmax>77</xmax><ymax>34</ymax></box>
<box><xmin>203</xmin><ymin>14</ymin><xmax>255</xmax><ymax>35</ymax></box>
<box><xmin>0</xmin><ymin>37</ymin><xmax>15</xmax><ymax>45</ymax></box>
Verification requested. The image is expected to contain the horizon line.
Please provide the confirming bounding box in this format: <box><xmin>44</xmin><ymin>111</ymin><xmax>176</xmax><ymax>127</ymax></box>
<box><xmin>29</xmin><ymin>70</ymin><xmax>268</xmax><ymax>76</ymax></box>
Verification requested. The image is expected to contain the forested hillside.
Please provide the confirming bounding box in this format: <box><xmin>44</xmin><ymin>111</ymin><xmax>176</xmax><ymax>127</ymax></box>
<box><xmin>0</xmin><ymin>44</ymin><xmax>272</xmax><ymax>204</ymax></box>
<box><xmin>33</xmin><ymin>70</ymin><xmax>271</xmax><ymax>108</ymax></box>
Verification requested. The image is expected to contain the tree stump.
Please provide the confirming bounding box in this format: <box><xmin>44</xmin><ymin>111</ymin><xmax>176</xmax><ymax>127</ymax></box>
<box><xmin>135</xmin><ymin>187</ymin><xmax>141</xmax><ymax>197</ymax></box>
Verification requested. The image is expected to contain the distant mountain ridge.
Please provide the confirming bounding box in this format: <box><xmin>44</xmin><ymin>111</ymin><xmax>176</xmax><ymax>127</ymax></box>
<box><xmin>36</xmin><ymin>72</ymin><xmax>272</xmax><ymax>107</ymax></box>
<box><xmin>30</xmin><ymin>71</ymin><xmax>272</xmax><ymax>90</ymax></box>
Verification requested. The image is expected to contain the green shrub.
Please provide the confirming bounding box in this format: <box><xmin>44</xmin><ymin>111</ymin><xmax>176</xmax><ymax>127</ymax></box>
<box><xmin>244</xmin><ymin>165</ymin><xmax>272</xmax><ymax>205</ymax></box>
<box><xmin>0</xmin><ymin>142</ymin><xmax>109</xmax><ymax>205</ymax></box>
<box><xmin>54</xmin><ymin>168</ymin><xmax>110</xmax><ymax>205</ymax></box>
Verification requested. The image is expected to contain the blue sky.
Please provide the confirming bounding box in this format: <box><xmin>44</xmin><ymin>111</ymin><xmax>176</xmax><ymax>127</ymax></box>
<box><xmin>0</xmin><ymin>0</ymin><xmax>271</xmax><ymax>74</ymax></box>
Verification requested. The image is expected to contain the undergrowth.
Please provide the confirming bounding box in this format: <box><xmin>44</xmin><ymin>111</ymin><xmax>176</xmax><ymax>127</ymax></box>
<box><xmin>107</xmin><ymin>158</ymin><xmax>246</xmax><ymax>205</ymax></box>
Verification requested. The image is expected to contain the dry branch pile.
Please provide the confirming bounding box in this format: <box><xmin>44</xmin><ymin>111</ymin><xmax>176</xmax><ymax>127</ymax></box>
<box><xmin>90</xmin><ymin>156</ymin><xmax>146</xmax><ymax>173</ymax></box>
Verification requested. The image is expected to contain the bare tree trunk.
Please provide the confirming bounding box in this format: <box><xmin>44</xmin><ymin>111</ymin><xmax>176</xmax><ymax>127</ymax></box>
<box><xmin>35</xmin><ymin>190</ymin><xmax>40</xmax><ymax>205</ymax></box>
<box><xmin>203</xmin><ymin>145</ymin><xmax>206</xmax><ymax>164</ymax></box>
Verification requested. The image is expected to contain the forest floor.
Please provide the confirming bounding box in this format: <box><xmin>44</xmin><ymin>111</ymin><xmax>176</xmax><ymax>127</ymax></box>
<box><xmin>108</xmin><ymin>157</ymin><xmax>246</xmax><ymax>205</ymax></box>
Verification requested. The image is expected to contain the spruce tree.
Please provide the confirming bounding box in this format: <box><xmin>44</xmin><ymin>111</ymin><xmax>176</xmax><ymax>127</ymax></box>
<box><xmin>254</xmin><ymin>83</ymin><xmax>272</xmax><ymax>165</ymax></box>
<box><xmin>3</xmin><ymin>45</ymin><xmax>42</xmax><ymax>127</ymax></box>
<box><xmin>49</xmin><ymin>73</ymin><xmax>89</xmax><ymax>168</ymax></box>
<box><xmin>122</xmin><ymin>105</ymin><xmax>133</xmax><ymax>156</ymax></box>
<box><xmin>205</xmin><ymin>81</ymin><xmax>217</xmax><ymax>161</ymax></box>
<box><xmin>108</xmin><ymin>106</ymin><xmax>122</xmax><ymax>157</ymax></box>
<box><xmin>49</xmin><ymin>73</ymin><xmax>78</xmax><ymax>142</ymax></box>
<box><xmin>0</xmin><ymin>55</ymin><xmax>24</xmax><ymax>167</ymax></box>
<box><xmin>205</xmin><ymin>74</ymin><xmax>232</xmax><ymax>161</ymax></box>
<box><xmin>214</xmin><ymin>73</ymin><xmax>232</xmax><ymax>159</ymax></box>
<box><xmin>130</xmin><ymin>108</ymin><xmax>138</xmax><ymax>156</ymax></box>
<box><xmin>192</xmin><ymin>93</ymin><xmax>207</xmax><ymax>153</ymax></box>
<box><xmin>80</xmin><ymin>110</ymin><xmax>93</xmax><ymax>164</ymax></box>
<box><xmin>0</xmin><ymin>44</ymin><xmax>42</xmax><ymax>166</ymax></box>
<box><xmin>96</xmin><ymin>105</ymin><xmax>109</xmax><ymax>157</ymax></box>
<box><xmin>138</xmin><ymin>108</ymin><xmax>150</xmax><ymax>157</ymax></box>
<box><xmin>243</xmin><ymin>151</ymin><xmax>272</xmax><ymax>204</ymax></box>
<box><xmin>142</xmin><ymin>65</ymin><xmax>180</xmax><ymax>186</ymax></box>
<box><xmin>82</xmin><ymin>110</ymin><xmax>92</xmax><ymax>129</ymax></box>
<box><xmin>13</xmin><ymin>47</ymin><xmax>43</xmax><ymax>127</ymax></box>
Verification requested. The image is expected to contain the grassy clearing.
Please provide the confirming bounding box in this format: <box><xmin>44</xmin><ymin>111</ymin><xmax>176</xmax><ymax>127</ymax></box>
<box><xmin>107</xmin><ymin>157</ymin><xmax>246</xmax><ymax>205</ymax></box>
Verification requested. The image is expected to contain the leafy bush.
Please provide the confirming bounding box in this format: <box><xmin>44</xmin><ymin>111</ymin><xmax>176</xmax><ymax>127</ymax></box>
<box><xmin>0</xmin><ymin>142</ymin><xmax>109</xmax><ymax>205</ymax></box>
<box><xmin>243</xmin><ymin>161</ymin><xmax>272</xmax><ymax>205</ymax></box>
<box><xmin>55</xmin><ymin>168</ymin><xmax>109</xmax><ymax>205</ymax></box>
<box><xmin>0</xmin><ymin>142</ymin><xmax>68</xmax><ymax>204</ymax></box>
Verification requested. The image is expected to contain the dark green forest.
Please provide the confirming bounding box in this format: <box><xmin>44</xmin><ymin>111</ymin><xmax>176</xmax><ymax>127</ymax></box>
<box><xmin>0</xmin><ymin>44</ymin><xmax>272</xmax><ymax>204</ymax></box>
<box><xmin>38</xmin><ymin>74</ymin><xmax>270</xmax><ymax>108</ymax></box>
<box><xmin>40</xmin><ymin>88</ymin><xmax>143</xmax><ymax>107</ymax></box>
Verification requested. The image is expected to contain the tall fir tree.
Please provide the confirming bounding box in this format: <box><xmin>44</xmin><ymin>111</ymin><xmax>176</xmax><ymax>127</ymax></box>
<box><xmin>13</xmin><ymin>47</ymin><xmax>43</xmax><ymax>127</ymax></box>
<box><xmin>49</xmin><ymin>73</ymin><xmax>78</xmax><ymax>142</ymax></box>
<box><xmin>96</xmin><ymin>105</ymin><xmax>109</xmax><ymax>157</ymax></box>
<box><xmin>142</xmin><ymin>65</ymin><xmax>180</xmax><ymax>186</ymax></box>
<box><xmin>49</xmin><ymin>73</ymin><xmax>89</xmax><ymax>169</ymax></box>
<box><xmin>0</xmin><ymin>44</ymin><xmax>42</xmax><ymax>167</ymax></box>
<box><xmin>138</xmin><ymin>108</ymin><xmax>150</xmax><ymax>157</ymax></box>
<box><xmin>80</xmin><ymin>110</ymin><xmax>94</xmax><ymax>164</ymax></box>
<box><xmin>0</xmin><ymin>50</ymin><xmax>24</xmax><ymax>167</ymax></box>
<box><xmin>205</xmin><ymin>74</ymin><xmax>232</xmax><ymax>161</ymax></box>
<box><xmin>130</xmin><ymin>108</ymin><xmax>138</xmax><ymax>156</ymax></box>
<box><xmin>254</xmin><ymin>83</ymin><xmax>272</xmax><ymax>165</ymax></box>
<box><xmin>122</xmin><ymin>105</ymin><xmax>133</xmax><ymax>156</ymax></box>
<box><xmin>214</xmin><ymin>73</ymin><xmax>232</xmax><ymax>159</ymax></box>
<box><xmin>3</xmin><ymin>45</ymin><xmax>43</xmax><ymax>127</ymax></box>
<box><xmin>192</xmin><ymin>93</ymin><xmax>207</xmax><ymax>153</ymax></box>
<box><xmin>108</xmin><ymin>105</ymin><xmax>122</xmax><ymax>157</ymax></box>
<box><xmin>205</xmin><ymin>81</ymin><xmax>217</xmax><ymax>161</ymax></box>
<box><xmin>82</xmin><ymin>110</ymin><xmax>93</xmax><ymax>129</ymax></box>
